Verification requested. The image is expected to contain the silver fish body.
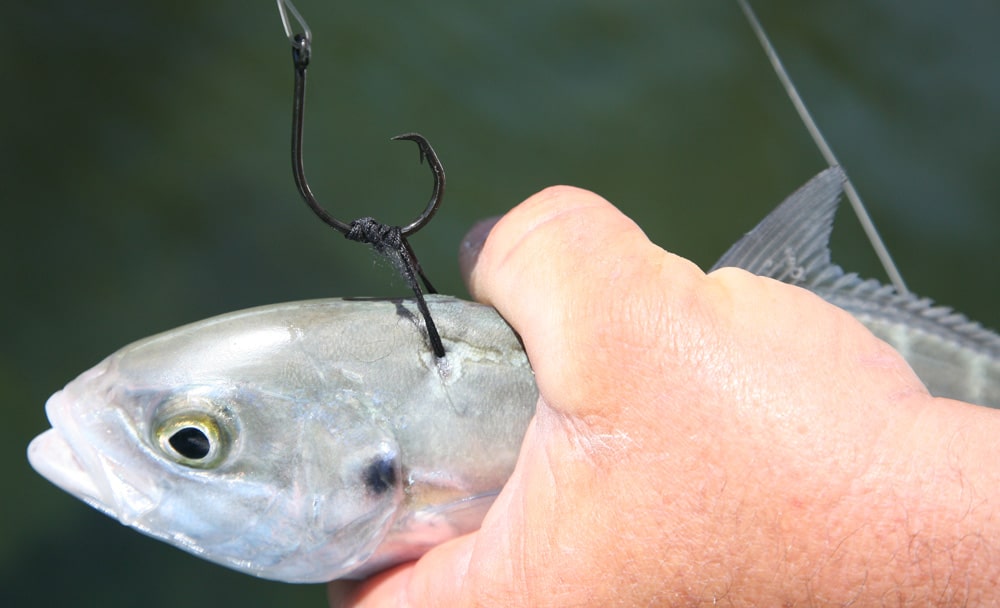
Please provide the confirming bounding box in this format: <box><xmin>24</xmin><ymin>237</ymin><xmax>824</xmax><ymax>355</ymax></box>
<box><xmin>27</xmin><ymin>296</ymin><xmax>537</xmax><ymax>582</ymax></box>
<box><xmin>713</xmin><ymin>167</ymin><xmax>1000</xmax><ymax>408</ymax></box>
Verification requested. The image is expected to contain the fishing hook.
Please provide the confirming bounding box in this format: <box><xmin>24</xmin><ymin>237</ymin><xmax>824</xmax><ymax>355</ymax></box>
<box><xmin>275</xmin><ymin>0</ymin><xmax>447</xmax><ymax>358</ymax></box>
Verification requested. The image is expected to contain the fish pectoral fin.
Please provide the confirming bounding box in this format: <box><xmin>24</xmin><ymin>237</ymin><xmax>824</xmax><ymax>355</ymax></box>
<box><xmin>711</xmin><ymin>166</ymin><xmax>847</xmax><ymax>286</ymax></box>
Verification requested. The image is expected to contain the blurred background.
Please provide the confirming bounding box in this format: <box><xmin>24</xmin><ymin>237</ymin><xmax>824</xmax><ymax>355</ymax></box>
<box><xmin>4</xmin><ymin>0</ymin><xmax>998</xmax><ymax>605</ymax></box>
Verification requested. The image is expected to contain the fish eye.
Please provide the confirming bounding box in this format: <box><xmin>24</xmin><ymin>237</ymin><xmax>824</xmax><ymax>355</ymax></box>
<box><xmin>153</xmin><ymin>410</ymin><xmax>230</xmax><ymax>469</ymax></box>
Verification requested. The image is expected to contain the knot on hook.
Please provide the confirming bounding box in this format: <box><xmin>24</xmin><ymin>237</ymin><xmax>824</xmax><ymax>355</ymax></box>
<box><xmin>344</xmin><ymin>217</ymin><xmax>445</xmax><ymax>359</ymax></box>
<box><xmin>346</xmin><ymin>217</ymin><xmax>403</xmax><ymax>254</ymax></box>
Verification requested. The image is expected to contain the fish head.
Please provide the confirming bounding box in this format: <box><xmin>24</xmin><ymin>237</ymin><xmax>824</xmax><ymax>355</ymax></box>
<box><xmin>28</xmin><ymin>306</ymin><xmax>409</xmax><ymax>583</ymax></box>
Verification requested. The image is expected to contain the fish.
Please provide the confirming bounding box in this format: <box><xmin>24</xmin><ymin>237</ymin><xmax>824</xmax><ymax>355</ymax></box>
<box><xmin>26</xmin><ymin>168</ymin><xmax>1000</xmax><ymax>584</ymax></box>
<box><xmin>27</xmin><ymin>296</ymin><xmax>538</xmax><ymax>583</ymax></box>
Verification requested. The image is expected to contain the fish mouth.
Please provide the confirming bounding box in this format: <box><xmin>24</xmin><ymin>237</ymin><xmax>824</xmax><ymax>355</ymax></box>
<box><xmin>27</xmin><ymin>363</ymin><xmax>120</xmax><ymax>519</ymax></box>
<box><xmin>28</xmin><ymin>428</ymin><xmax>110</xmax><ymax>513</ymax></box>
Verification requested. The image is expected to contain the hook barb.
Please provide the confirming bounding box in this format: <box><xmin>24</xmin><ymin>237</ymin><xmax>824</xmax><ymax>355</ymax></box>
<box><xmin>391</xmin><ymin>133</ymin><xmax>446</xmax><ymax>236</ymax></box>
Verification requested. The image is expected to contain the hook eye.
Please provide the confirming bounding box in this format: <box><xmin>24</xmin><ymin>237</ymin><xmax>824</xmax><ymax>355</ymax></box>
<box><xmin>277</xmin><ymin>0</ymin><xmax>311</xmax><ymax>50</ymax></box>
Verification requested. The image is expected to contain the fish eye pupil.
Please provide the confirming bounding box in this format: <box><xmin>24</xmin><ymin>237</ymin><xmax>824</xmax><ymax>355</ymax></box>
<box><xmin>169</xmin><ymin>427</ymin><xmax>211</xmax><ymax>460</ymax></box>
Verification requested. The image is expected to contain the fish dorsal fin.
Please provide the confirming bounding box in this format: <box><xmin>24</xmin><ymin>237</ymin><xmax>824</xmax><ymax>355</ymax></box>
<box><xmin>711</xmin><ymin>167</ymin><xmax>1000</xmax><ymax>358</ymax></box>
<box><xmin>710</xmin><ymin>166</ymin><xmax>846</xmax><ymax>285</ymax></box>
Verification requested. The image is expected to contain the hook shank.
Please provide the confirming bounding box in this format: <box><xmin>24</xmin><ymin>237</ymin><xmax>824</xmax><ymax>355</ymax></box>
<box><xmin>275</xmin><ymin>0</ymin><xmax>447</xmax><ymax>358</ymax></box>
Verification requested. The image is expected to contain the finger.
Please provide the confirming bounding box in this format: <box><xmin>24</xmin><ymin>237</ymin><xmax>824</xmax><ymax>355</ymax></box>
<box><xmin>459</xmin><ymin>185</ymin><xmax>706</xmax><ymax>419</ymax></box>
<box><xmin>330</xmin><ymin>533</ymin><xmax>479</xmax><ymax>607</ymax></box>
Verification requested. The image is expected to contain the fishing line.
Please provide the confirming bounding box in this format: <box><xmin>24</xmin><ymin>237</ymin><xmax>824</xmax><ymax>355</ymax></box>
<box><xmin>276</xmin><ymin>0</ymin><xmax>447</xmax><ymax>358</ymax></box>
<box><xmin>737</xmin><ymin>0</ymin><xmax>909</xmax><ymax>296</ymax></box>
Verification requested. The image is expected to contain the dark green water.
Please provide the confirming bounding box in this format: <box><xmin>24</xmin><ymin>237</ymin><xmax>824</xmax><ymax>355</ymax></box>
<box><xmin>4</xmin><ymin>1</ymin><xmax>998</xmax><ymax>605</ymax></box>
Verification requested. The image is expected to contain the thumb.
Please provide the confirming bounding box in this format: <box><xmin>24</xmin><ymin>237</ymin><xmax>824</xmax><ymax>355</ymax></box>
<box><xmin>458</xmin><ymin>185</ymin><xmax>708</xmax><ymax>418</ymax></box>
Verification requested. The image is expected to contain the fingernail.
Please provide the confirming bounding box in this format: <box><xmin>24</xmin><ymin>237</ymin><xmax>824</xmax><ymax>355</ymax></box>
<box><xmin>459</xmin><ymin>216</ymin><xmax>500</xmax><ymax>280</ymax></box>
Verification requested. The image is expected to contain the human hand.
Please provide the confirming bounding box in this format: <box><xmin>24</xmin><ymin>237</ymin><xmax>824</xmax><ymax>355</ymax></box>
<box><xmin>330</xmin><ymin>186</ymin><xmax>1000</xmax><ymax>606</ymax></box>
